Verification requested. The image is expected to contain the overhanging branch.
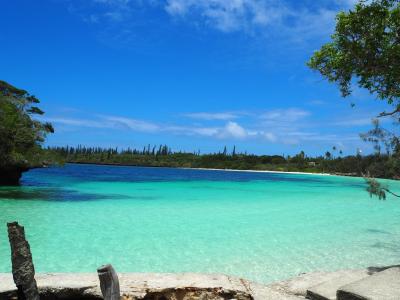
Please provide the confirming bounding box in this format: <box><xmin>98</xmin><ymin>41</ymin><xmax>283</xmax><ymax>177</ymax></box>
<box><xmin>378</xmin><ymin>106</ymin><xmax>400</xmax><ymax>118</ymax></box>
<box><xmin>383</xmin><ymin>188</ymin><xmax>400</xmax><ymax>198</ymax></box>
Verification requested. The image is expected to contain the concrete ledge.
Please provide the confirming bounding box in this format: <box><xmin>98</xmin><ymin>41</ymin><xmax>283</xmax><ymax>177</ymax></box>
<box><xmin>337</xmin><ymin>267</ymin><xmax>400</xmax><ymax>300</ymax></box>
<box><xmin>268</xmin><ymin>269</ymin><xmax>370</xmax><ymax>298</ymax></box>
<box><xmin>267</xmin><ymin>266</ymin><xmax>398</xmax><ymax>299</ymax></box>
<box><xmin>306</xmin><ymin>270</ymin><xmax>370</xmax><ymax>300</ymax></box>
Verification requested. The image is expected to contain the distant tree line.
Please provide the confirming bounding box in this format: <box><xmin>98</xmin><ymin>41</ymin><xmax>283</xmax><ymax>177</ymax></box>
<box><xmin>46</xmin><ymin>145</ymin><xmax>399</xmax><ymax>179</ymax></box>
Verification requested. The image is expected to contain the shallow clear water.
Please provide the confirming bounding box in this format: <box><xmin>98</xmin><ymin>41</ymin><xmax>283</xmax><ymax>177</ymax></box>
<box><xmin>0</xmin><ymin>164</ymin><xmax>400</xmax><ymax>283</ymax></box>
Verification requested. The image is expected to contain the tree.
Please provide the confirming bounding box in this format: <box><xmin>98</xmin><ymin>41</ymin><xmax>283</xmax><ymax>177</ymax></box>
<box><xmin>308</xmin><ymin>0</ymin><xmax>399</xmax><ymax>155</ymax></box>
<box><xmin>308</xmin><ymin>0</ymin><xmax>400</xmax><ymax>198</ymax></box>
<box><xmin>360</xmin><ymin>119</ymin><xmax>399</xmax><ymax>154</ymax></box>
<box><xmin>308</xmin><ymin>0</ymin><xmax>400</xmax><ymax>107</ymax></box>
<box><xmin>0</xmin><ymin>80</ymin><xmax>54</xmax><ymax>184</ymax></box>
<box><xmin>325</xmin><ymin>151</ymin><xmax>332</xmax><ymax>160</ymax></box>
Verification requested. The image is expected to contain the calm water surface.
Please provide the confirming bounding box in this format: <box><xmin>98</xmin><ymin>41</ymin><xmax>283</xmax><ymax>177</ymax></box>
<box><xmin>0</xmin><ymin>164</ymin><xmax>400</xmax><ymax>283</ymax></box>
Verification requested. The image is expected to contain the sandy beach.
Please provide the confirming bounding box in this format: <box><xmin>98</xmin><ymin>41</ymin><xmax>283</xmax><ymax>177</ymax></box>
<box><xmin>182</xmin><ymin>167</ymin><xmax>331</xmax><ymax>176</ymax></box>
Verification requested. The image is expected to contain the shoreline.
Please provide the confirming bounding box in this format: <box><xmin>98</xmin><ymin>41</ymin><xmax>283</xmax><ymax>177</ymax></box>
<box><xmin>62</xmin><ymin>162</ymin><xmax>400</xmax><ymax>181</ymax></box>
<box><xmin>66</xmin><ymin>161</ymin><xmax>334</xmax><ymax>177</ymax></box>
<box><xmin>180</xmin><ymin>166</ymin><xmax>331</xmax><ymax>176</ymax></box>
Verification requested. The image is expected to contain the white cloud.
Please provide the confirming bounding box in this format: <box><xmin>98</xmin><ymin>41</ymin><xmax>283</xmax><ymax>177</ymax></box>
<box><xmin>263</xmin><ymin>132</ymin><xmax>277</xmax><ymax>142</ymax></box>
<box><xmin>332</xmin><ymin>118</ymin><xmax>374</xmax><ymax>127</ymax></box>
<box><xmin>164</xmin><ymin>0</ymin><xmax>288</xmax><ymax>33</ymax></box>
<box><xmin>183</xmin><ymin>112</ymin><xmax>239</xmax><ymax>120</ymax></box>
<box><xmin>44</xmin><ymin>116</ymin><xmax>160</xmax><ymax>132</ymax></box>
<box><xmin>335</xmin><ymin>0</ymin><xmax>359</xmax><ymax>7</ymax></box>
<box><xmin>287</xmin><ymin>8</ymin><xmax>337</xmax><ymax>42</ymax></box>
<box><xmin>260</xmin><ymin>108</ymin><xmax>310</xmax><ymax>122</ymax></box>
<box><xmin>46</xmin><ymin>115</ymin><xmax>254</xmax><ymax>141</ymax></box>
<box><xmin>103</xmin><ymin>116</ymin><xmax>160</xmax><ymax>132</ymax></box>
<box><xmin>43</xmin><ymin>117</ymin><xmax>110</xmax><ymax>128</ymax></box>
<box><xmin>76</xmin><ymin>0</ymin><xmax>355</xmax><ymax>42</ymax></box>
<box><xmin>307</xmin><ymin>100</ymin><xmax>327</xmax><ymax>106</ymax></box>
<box><xmin>162</xmin><ymin>0</ymin><xmax>355</xmax><ymax>41</ymax></box>
<box><xmin>331</xmin><ymin>110</ymin><xmax>393</xmax><ymax>127</ymax></box>
<box><xmin>164</xmin><ymin>0</ymin><xmax>186</xmax><ymax>15</ymax></box>
<box><xmin>44</xmin><ymin>105</ymin><xmax>370</xmax><ymax>148</ymax></box>
<box><xmin>218</xmin><ymin>121</ymin><xmax>248</xmax><ymax>138</ymax></box>
<box><xmin>191</xmin><ymin>127</ymin><xmax>219</xmax><ymax>136</ymax></box>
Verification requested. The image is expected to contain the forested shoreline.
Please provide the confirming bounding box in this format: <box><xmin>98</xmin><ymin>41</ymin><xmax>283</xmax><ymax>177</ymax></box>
<box><xmin>0</xmin><ymin>81</ymin><xmax>54</xmax><ymax>184</ymax></box>
<box><xmin>46</xmin><ymin>145</ymin><xmax>400</xmax><ymax>179</ymax></box>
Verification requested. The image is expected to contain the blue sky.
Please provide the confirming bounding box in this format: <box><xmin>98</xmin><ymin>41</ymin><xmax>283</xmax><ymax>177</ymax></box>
<box><xmin>1</xmin><ymin>0</ymin><xmax>393</xmax><ymax>155</ymax></box>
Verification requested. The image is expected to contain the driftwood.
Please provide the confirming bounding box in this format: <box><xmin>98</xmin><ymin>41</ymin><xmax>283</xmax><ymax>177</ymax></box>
<box><xmin>7</xmin><ymin>222</ymin><xmax>40</xmax><ymax>300</ymax></box>
<box><xmin>97</xmin><ymin>264</ymin><xmax>120</xmax><ymax>300</ymax></box>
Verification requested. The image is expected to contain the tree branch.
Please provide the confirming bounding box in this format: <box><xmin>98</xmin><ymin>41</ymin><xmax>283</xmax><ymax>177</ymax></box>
<box><xmin>383</xmin><ymin>188</ymin><xmax>400</xmax><ymax>198</ymax></box>
<box><xmin>378</xmin><ymin>107</ymin><xmax>400</xmax><ymax>117</ymax></box>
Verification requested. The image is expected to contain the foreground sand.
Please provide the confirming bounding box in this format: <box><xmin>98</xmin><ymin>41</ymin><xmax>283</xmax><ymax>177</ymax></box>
<box><xmin>2</xmin><ymin>266</ymin><xmax>399</xmax><ymax>299</ymax></box>
<box><xmin>0</xmin><ymin>272</ymin><xmax>300</xmax><ymax>299</ymax></box>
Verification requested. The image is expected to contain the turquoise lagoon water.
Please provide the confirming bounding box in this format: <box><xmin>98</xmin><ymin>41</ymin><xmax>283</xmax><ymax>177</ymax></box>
<box><xmin>0</xmin><ymin>164</ymin><xmax>400</xmax><ymax>283</ymax></box>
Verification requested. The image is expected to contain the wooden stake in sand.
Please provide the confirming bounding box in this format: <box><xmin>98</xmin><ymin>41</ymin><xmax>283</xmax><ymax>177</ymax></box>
<box><xmin>7</xmin><ymin>222</ymin><xmax>40</xmax><ymax>300</ymax></box>
<box><xmin>97</xmin><ymin>264</ymin><xmax>120</xmax><ymax>300</ymax></box>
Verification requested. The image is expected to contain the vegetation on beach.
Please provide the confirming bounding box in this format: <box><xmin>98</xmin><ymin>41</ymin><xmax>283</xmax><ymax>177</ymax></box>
<box><xmin>0</xmin><ymin>81</ymin><xmax>56</xmax><ymax>184</ymax></box>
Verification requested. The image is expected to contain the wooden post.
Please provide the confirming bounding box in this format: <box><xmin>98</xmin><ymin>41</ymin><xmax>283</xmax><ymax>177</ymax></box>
<box><xmin>97</xmin><ymin>264</ymin><xmax>120</xmax><ymax>300</ymax></box>
<box><xmin>7</xmin><ymin>222</ymin><xmax>40</xmax><ymax>300</ymax></box>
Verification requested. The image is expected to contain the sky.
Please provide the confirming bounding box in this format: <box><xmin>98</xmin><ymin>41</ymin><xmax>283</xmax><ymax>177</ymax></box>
<box><xmin>0</xmin><ymin>0</ymin><xmax>393</xmax><ymax>156</ymax></box>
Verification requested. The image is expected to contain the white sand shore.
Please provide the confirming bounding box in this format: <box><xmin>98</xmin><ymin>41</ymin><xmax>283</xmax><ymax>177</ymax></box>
<box><xmin>182</xmin><ymin>167</ymin><xmax>331</xmax><ymax>176</ymax></box>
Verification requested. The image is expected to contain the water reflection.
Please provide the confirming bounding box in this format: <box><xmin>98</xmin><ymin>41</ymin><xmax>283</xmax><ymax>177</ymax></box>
<box><xmin>370</xmin><ymin>241</ymin><xmax>400</xmax><ymax>253</ymax></box>
<box><xmin>0</xmin><ymin>187</ymin><xmax>156</xmax><ymax>202</ymax></box>
<box><xmin>365</xmin><ymin>228</ymin><xmax>392</xmax><ymax>235</ymax></box>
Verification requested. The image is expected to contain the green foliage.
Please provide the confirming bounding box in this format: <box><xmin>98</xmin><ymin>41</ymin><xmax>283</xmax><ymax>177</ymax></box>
<box><xmin>0</xmin><ymin>80</ymin><xmax>54</xmax><ymax>169</ymax></box>
<box><xmin>308</xmin><ymin>0</ymin><xmax>400</xmax><ymax>105</ymax></box>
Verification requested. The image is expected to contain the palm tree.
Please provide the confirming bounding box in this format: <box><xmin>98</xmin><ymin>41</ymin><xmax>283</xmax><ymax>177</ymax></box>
<box><xmin>325</xmin><ymin>151</ymin><xmax>332</xmax><ymax>160</ymax></box>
